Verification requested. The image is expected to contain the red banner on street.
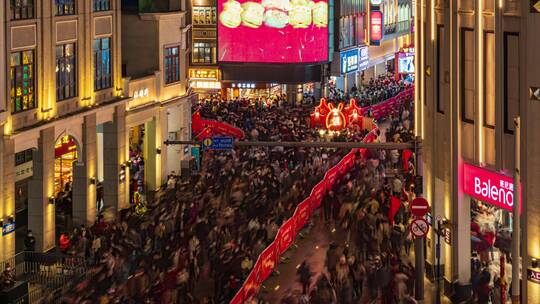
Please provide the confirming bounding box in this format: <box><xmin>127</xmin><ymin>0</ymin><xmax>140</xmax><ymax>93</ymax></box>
<box><xmin>230</xmin><ymin>289</ymin><xmax>244</xmax><ymax>304</ymax></box>
<box><xmin>192</xmin><ymin>111</ymin><xmax>245</xmax><ymax>140</ymax></box>
<box><xmin>276</xmin><ymin>218</ymin><xmax>296</xmax><ymax>256</ymax></box>
<box><xmin>258</xmin><ymin>242</ymin><xmax>278</xmax><ymax>282</ymax></box>
<box><xmin>243</xmin><ymin>262</ymin><xmax>260</xmax><ymax>301</ymax></box>
<box><xmin>294</xmin><ymin>198</ymin><xmax>313</xmax><ymax>232</ymax></box>
<box><xmin>310</xmin><ymin>181</ymin><xmax>326</xmax><ymax>209</ymax></box>
<box><xmin>324</xmin><ymin>166</ymin><xmax>340</xmax><ymax>190</ymax></box>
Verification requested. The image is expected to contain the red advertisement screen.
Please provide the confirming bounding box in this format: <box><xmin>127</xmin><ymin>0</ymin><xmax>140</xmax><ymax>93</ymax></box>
<box><xmin>218</xmin><ymin>0</ymin><xmax>329</xmax><ymax>63</ymax></box>
<box><xmin>370</xmin><ymin>10</ymin><xmax>383</xmax><ymax>42</ymax></box>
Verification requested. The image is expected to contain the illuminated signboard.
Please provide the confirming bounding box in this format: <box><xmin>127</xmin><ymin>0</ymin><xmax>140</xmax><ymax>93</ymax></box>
<box><xmin>529</xmin><ymin>268</ymin><xmax>540</xmax><ymax>284</ymax></box>
<box><xmin>398</xmin><ymin>54</ymin><xmax>415</xmax><ymax>73</ymax></box>
<box><xmin>2</xmin><ymin>221</ymin><xmax>15</xmax><ymax>236</ymax></box>
<box><xmin>188</xmin><ymin>68</ymin><xmax>220</xmax><ymax>80</ymax></box>
<box><xmin>359</xmin><ymin>46</ymin><xmax>369</xmax><ymax>70</ymax></box>
<box><xmin>463</xmin><ymin>163</ymin><xmax>520</xmax><ymax>213</ymax></box>
<box><xmin>371</xmin><ymin>0</ymin><xmax>382</xmax><ymax>4</ymax></box>
<box><xmin>218</xmin><ymin>0</ymin><xmax>329</xmax><ymax>63</ymax></box>
<box><xmin>370</xmin><ymin>10</ymin><xmax>383</xmax><ymax>45</ymax></box>
<box><xmin>340</xmin><ymin>48</ymin><xmax>359</xmax><ymax>74</ymax></box>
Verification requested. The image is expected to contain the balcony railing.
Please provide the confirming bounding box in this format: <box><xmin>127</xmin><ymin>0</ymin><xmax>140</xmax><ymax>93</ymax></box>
<box><xmin>0</xmin><ymin>252</ymin><xmax>87</xmax><ymax>304</ymax></box>
<box><xmin>397</xmin><ymin>20</ymin><xmax>411</xmax><ymax>34</ymax></box>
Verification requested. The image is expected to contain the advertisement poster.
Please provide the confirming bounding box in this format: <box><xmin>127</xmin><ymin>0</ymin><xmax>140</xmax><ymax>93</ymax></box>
<box><xmin>398</xmin><ymin>54</ymin><xmax>415</xmax><ymax>73</ymax></box>
<box><xmin>218</xmin><ymin>0</ymin><xmax>329</xmax><ymax>63</ymax></box>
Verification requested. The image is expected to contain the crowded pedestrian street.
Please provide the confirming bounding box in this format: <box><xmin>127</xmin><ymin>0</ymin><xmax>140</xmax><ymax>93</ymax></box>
<box><xmin>38</xmin><ymin>74</ymin><xmax>423</xmax><ymax>304</ymax></box>
<box><xmin>2</xmin><ymin>0</ymin><xmax>538</xmax><ymax>302</ymax></box>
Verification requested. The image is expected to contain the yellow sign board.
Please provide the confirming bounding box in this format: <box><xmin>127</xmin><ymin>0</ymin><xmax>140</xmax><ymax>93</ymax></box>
<box><xmin>189</xmin><ymin>68</ymin><xmax>220</xmax><ymax>80</ymax></box>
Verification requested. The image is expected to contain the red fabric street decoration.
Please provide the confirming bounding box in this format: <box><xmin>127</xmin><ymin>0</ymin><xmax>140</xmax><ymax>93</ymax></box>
<box><xmin>276</xmin><ymin>219</ymin><xmax>296</xmax><ymax>256</ymax></box>
<box><xmin>389</xmin><ymin>195</ymin><xmax>401</xmax><ymax>225</ymax></box>
<box><xmin>402</xmin><ymin>149</ymin><xmax>413</xmax><ymax>172</ymax></box>
<box><xmin>191</xmin><ymin>111</ymin><xmax>245</xmax><ymax>140</ymax></box>
<box><xmin>258</xmin><ymin>242</ymin><xmax>278</xmax><ymax>282</ymax></box>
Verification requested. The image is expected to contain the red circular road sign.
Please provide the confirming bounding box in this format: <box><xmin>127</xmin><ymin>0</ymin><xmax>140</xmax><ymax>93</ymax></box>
<box><xmin>410</xmin><ymin>197</ymin><xmax>430</xmax><ymax>217</ymax></box>
<box><xmin>410</xmin><ymin>218</ymin><xmax>430</xmax><ymax>238</ymax></box>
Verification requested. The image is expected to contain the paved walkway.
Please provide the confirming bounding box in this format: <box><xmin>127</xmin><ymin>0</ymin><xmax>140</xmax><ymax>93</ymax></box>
<box><xmin>258</xmin><ymin>216</ymin><xmax>452</xmax><ymax>303</ymax></box>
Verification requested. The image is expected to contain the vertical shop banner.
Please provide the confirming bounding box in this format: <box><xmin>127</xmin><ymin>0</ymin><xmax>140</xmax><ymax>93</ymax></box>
<box><xmin>370</xmin><ymin>10</ymin><xmax>383</xmax><ymax>45</ymax></box>
<box><xmin>276</xmin><ymin>218</ymin><xmax>296</xmax><ymax>255</ymax></box>
<box><xmin>258</xmin><ymin>242</ymin><xmax>278</xmax><ymax>282</ymax></box>
<box><xmin>294</xmin><ymin>197</ymin><xmax>313</xmax><ymax>232</ymax></box>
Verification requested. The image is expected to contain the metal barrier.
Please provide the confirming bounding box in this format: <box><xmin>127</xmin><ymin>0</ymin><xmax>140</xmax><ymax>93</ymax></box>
<box><xmin>0</xmin><ymin>252</ymin><xmax>87</xmax><ymax>304</ymax></box>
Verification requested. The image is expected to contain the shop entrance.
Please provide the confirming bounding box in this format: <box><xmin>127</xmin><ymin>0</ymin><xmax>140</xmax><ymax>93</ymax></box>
<box><xmin>470</xmin><ymin>198</ymin><xmax>513</xmax><ymax>299</ymax></box>
<box><xmin>54</xmin><ymin>135</ymin><xmax>78</xmax><ymax>234</ymax></box>
<box><xmin>129</xmin><ymin>124</ymin><xmax>145</xmax><ymax>204</ymax></box>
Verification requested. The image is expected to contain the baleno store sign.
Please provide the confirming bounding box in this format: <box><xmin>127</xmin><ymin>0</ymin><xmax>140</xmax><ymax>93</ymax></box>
<box><xmin>463</xmin><ymin>163</ymin><xmax>520</xmax><ymax>213</ymax></box>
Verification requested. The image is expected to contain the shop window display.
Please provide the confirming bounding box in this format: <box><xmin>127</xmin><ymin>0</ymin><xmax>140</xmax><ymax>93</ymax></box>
<box><xmin>470</xmin><ymin>199</ymin><xmax>512</xmax><ymax>294</ymax></box>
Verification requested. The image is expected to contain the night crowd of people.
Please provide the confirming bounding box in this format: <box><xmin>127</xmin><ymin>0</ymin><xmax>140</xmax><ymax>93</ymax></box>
<box><xmin>46</xmin><ymin>76</ymin><xmax>415</xmax><ymax>304</ymax></box>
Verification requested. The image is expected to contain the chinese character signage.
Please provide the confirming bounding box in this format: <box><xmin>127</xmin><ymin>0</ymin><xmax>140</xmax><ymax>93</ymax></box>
<box><xmin>340</xmin><ymin>48</ymin><xmax>359</xmax><ymax>74</ymax></box>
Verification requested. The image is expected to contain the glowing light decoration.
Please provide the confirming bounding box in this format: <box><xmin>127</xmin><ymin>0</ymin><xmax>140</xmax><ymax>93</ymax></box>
<box><xmin>325</xmin><ymin>103</ymin><xmax>346</xmax><ymax>131</ymax></box>
<box><xmin>311</xmin><ymin>97</ymin><xmax>364</xmax><ymax>131</ymax></box>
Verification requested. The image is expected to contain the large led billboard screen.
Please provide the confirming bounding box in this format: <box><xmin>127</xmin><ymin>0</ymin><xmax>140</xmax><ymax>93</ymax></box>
<box><xmin>217</xmin><ymin>0</ymin><xmax>329</xmax><ymax>63</ymax></box>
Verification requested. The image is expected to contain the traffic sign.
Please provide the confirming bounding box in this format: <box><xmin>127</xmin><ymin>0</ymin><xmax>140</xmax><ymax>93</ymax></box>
<box><xmin>202</xmin><ymin>136</ymin><xmax>234</xmax><ymax>151</ymax></box>
<box><xmin>410</xmin><ymin>197</ymin><xmax>429</xmax><ymax>217</ymax></box>
<box><xmin>410</xmin><ymin>218</ymin><xmax>429</xmax><ymax>238</ymax></box>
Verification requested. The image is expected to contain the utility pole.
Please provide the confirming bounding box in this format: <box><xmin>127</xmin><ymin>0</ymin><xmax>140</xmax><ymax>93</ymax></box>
<box><xmin>414</xmin><ymin>136</ymin><xmax>425</xmax><ymax>301</ymax></box>
<box><xmin>512</xmin><ymin>117</ymin><xmax>520</xmax><ymax>304</ymax></box>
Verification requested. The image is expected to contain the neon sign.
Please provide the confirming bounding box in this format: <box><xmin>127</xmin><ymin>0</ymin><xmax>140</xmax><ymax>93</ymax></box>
<box><xmin>463</xmin><ymin>163</ymin><xmax>520</xmax><ymax>213</ymax></box>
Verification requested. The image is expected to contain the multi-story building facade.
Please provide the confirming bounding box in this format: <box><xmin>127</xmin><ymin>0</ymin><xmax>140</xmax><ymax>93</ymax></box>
<box><xmin>417</xmin><ymin>0</ymin><xmax>540</xmax><ymax>300</ymax></box>
<box><xmin>329</xmin><ymin>0</ymin><xmax>414</xmax><ymax>92</ymax></box>
<box><xmin>0</xmin><ymin>0</ymin><xmax>125</xmax><ymax>258</ymax></box>
<box><xmin>121</xmin><ymin>0</ymin><xmax>194</xmax><ymax>198</ymax></box>
<box><xmin>188</xmin><ymin>0</ymin><xmax>222</xmax><ymax>96</ymax></box>
<box><xmin>0</xmin><ymin>0</ymin><xmax>193</xmax><ymax>260</ymax></box>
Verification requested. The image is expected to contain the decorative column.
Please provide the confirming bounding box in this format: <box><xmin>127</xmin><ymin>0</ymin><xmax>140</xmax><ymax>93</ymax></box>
<box><xmin>28</xmin><ymin>127</ymin><xmax>55</xmax><ymax>252</ymax></box>
<box><xmin>103</xmin><ymin>105</ymin><xmax>128</xmax><ymax>212</ymax></box>
<box><xmin>72</xmin><ymin>114</ymin><xmax>97</xmax><ymax>225</ymax></box>
<box><xmin>0</xmin><ymin>131</ymin><xmax>15</xmax><ymax>259</ymax></box>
